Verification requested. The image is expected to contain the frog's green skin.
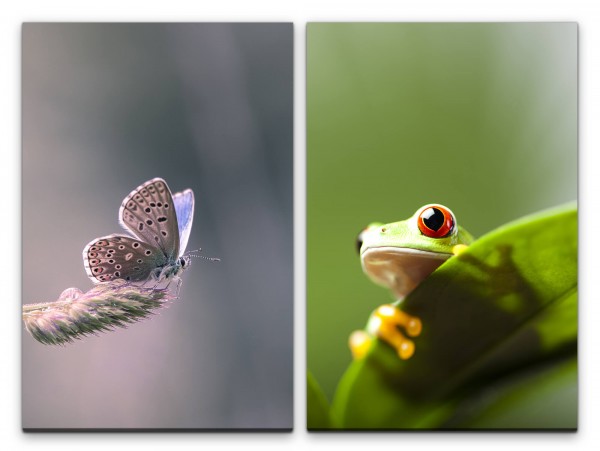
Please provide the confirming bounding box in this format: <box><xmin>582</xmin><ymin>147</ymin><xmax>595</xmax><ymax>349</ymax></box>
<box><xmin>351</xmin><ymin>204</ymin><xmax>474</xmax><ymax>360</ymax></box>
<box><xmin>359</xmin><ymin>204</ymin><xmax>474</xmax><ymax>300</ymax></box>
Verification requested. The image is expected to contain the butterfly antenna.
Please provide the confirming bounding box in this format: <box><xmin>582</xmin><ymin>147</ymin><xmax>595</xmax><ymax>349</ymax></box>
<box><xmin>189</xmin><ymin>254</ymin><xmax>221</xmax><ymax>262</ymax></box>
<box><xmin>186</xmin><ymin>248</ymin><xmax>220</xmax><ymax>262</ymax></box>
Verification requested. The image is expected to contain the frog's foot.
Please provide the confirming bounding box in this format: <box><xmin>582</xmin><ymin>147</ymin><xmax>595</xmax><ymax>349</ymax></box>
<box><xmin>350</xmin><ymin>304</ymin><xmax>422</xmax><ymax>360</ymax></box>
<box><xmin>452</xmin><ymin>243</ymin><xmax>469</xmax><ymax>256</ymax></box>
<box><xmin>349</xmin><ymin>330</ymin><xmax>373</xmax><ymax>359</ymax></box>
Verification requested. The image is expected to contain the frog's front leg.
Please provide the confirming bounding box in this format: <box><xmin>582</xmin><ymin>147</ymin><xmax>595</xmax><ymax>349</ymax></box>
<box><xmin>349</xmin><ymin>304</ymin><xmax>422</xmax><ymax>360</ymax></box>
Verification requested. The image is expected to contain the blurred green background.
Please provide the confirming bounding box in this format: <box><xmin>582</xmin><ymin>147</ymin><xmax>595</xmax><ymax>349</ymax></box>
<box><xmin>307</xmin><ymin>23</ymin><xmax>577</xmax><ymax>401</ymax></box>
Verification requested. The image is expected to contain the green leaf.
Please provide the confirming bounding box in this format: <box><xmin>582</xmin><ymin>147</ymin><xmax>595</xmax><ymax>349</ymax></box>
<box><xmin>307</xmin><ymin>371</ymin><xmax>334</xmax><ymax>429</ymax></box>
<box><xmin>331</xmin><ymin>203</ymin><xmax>577</xmax><ymax>429</ymax></box>
<box><xmin>447</xmin><ymin>356</ymin><xmax>577</xmax><ymax>429</ymax></box>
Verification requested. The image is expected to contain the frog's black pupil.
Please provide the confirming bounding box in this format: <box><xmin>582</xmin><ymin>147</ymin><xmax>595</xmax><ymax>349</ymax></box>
<box><xmin>422</xmin><ymin>207</ymin><xmax>445</xmax><ymax>231</ymax></box>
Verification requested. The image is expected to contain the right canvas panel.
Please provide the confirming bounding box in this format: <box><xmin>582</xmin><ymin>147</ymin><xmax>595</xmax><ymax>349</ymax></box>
<box><xmin>307</xmin><ymin>23</ymin><xmax>577</xmax><ymax>430</ymax></box>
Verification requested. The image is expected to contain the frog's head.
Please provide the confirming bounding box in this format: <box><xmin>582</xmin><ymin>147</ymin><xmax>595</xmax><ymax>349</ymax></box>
<box><xmin>356</xmin><ymin>204</ymin><xmax>474</xmax><ymax>299</ymax></box>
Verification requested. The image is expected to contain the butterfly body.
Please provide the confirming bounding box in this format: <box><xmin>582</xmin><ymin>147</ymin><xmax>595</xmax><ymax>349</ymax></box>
<box><xmin>83</xmin><ymin>178</ymin><xmax>194</xmax><ymax>284</ymax></box>
<box><xmin>153</xmin><ymin>254</ymin><xmax>190</xmax><ymax>281</ymax></box>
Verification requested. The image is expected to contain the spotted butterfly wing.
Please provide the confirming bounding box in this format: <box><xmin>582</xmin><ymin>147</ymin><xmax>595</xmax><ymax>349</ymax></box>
<box><xmin>172</xmin><ymin>189</ymin><xmax>194</xmax><ymax>255</ymax></box>
<box><xmin>83</xmin><ymin>235</ymin><xmax>167</xmax><ymax>283</ymax></box>
<box><xmin>83</xmin><ymin>178</ymin><xmax>186</xmax><ymax>284</ymax></box>
<box><xmin>118</xmin><ymin>178</ymin><xmax>180</xmax><ymax>260</ymax></box>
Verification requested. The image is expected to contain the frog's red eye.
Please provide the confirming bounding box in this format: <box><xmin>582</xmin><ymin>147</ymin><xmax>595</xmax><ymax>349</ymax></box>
<box><xmin>417</xmin><ymin>205</ymin><xmax>455</xmax><ymax>238</ymax></box>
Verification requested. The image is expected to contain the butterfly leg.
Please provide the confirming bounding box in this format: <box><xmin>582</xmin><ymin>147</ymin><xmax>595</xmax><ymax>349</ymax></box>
<box><xmin>173</xmin><ymin>277</ymin><xmax>183</xmax><ymax>298</ymax></box>
<box><xmin>149</xmin><ymin>267</ymin><xmax>166</xmax><ymax>289</ymax></box>
<box><xmin>152</xmin><ymin>278</ymin><xmax>163</xmax><ymax>290</ymax></box>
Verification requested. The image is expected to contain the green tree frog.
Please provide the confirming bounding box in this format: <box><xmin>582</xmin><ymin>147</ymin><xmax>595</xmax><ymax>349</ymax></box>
<box><xmin>350</xmin><ymin>204</ymin><xmax>474</xmax><ymax>360</ymax></box>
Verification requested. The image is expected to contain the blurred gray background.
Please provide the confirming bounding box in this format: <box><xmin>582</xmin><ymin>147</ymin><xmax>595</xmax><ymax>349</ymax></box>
<box><xmin>22</xmin><ymin>23</ymin><xmax>293</xmax><ymax>429</ymax></box>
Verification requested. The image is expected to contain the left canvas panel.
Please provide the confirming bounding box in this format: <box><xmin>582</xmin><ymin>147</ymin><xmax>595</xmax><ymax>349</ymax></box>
<box><xmin>22</xmin><ymin>23</ymin><xmax>293</xmax><ymax>430</ymax></box>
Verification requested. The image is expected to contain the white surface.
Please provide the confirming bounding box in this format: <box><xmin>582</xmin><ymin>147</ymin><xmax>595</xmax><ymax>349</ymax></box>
<box><xmin>3</xmin><ymin>0</ymin><xmax>599</xmax><ymax>449</ymax></box>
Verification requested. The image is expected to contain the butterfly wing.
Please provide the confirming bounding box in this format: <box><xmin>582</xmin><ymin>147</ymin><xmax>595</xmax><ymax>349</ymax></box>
<box><xmin>172</xmin><ymin>189</ymin><xmax>194</xmax><ymax>256</ymax></box>
<box><xmin>83</xmin><ymin>234</ymin><xmax>167</xmax><ymax>283</ymax></box>
<box><xmin>118</xmin><ymin>178</ymin><xmax>180</xmax><ymax>260</ymax></box>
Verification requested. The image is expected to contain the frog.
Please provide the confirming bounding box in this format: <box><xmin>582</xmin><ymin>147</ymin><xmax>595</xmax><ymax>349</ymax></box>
<box><xmin>350</xmin><ymin>204</ymin><xmax>474</xmax><ymax>360</ymax></box>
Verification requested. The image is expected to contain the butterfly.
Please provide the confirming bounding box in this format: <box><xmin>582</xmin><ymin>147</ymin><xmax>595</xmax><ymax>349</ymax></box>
<box><xmin>83</xmin><ymin>178</ymin><xmax>195</xmax><ymax>285</ymax></box>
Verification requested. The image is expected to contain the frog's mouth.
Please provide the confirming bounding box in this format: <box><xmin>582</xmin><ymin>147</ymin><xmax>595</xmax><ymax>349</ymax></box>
<box><xmin>361</xmin><ymin>246</ymin><xmax>451</xmax><ymax>300</ymax></box>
